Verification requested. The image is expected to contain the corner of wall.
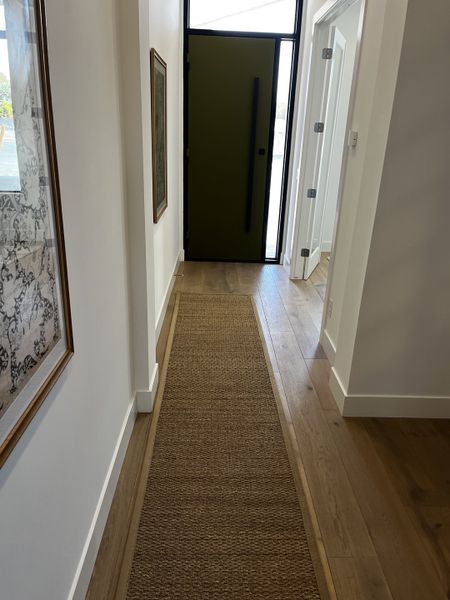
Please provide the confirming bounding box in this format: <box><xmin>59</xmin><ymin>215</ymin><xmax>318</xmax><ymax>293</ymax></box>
<box><xmin>136</xmin><ymin>363</ymin><xmax>160</xmax><ymax>413</ymax></box>
<box><xmin>149</xmin><ymin>0</ymin><xmax>184</xmax><ymax>327</ymax></box>
<box><xmin>329</xmin><ymin>0</ymin><xmax>409</xmax><ymax>391</ymax></box>
<box><xmin>116</xmin><ymin>0</ymin><xmax>158</xmax><ymax>399</ymax></box>
<box><xmin>155</xmin><ymin>248</ymin><xmax>184</xmax><ymax>341</ymax></box>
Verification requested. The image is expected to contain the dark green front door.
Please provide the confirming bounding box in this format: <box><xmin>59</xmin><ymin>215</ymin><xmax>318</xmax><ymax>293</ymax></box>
<box><xmin>186</xmin><ymin>35</ymin><xmax>277</xmax><ymax>261</ymax></box>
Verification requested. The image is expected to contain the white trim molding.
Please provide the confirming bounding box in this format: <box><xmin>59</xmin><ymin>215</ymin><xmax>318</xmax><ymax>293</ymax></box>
<box><xmin>155</xmin><ymin>248</ymin><xmax>184</xmax><ymax>341</ymax></box>
<box><xmin>136</xmin><ymin>362</ymin><xmax>159</xmax><ymax>413</ymax></box>
<box><xmin>320</xmin><ymin>328</ymin><xmax>336</xmax><ymax>363</ymax></box>
<box><xmin>330</xmin><ymin>368</ymin><xmax>450</xmax><ymax>418</ymax></box>
<box><xmin>69</xmin><ymin>400</ymin><xmax>137</xmax><ymax>600</ymax></box>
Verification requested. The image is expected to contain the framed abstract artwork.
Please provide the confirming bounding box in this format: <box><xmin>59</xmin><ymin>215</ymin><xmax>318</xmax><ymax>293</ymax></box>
<box><xmin>150</xmin><ymin>48</ymin><xmax>168</xmax><ymax>223</ymax></box>
<box><xmin>0</xmin><ymin>0</ymin><xmax>73</xmax><ymax>466</ymax></box>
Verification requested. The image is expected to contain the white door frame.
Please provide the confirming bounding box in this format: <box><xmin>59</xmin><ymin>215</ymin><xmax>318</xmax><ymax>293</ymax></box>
<box><xmin>289</xmin><ymin>0</ymin><xmax>366</xmax><ymax>282</ymax></box>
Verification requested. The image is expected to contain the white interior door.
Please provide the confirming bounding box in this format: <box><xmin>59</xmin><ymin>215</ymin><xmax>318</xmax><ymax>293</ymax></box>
<box><xmin>297</xmin><ymin>25</ymin><xmax>347</xmax><ymax>279</ymax></box>
<box><xmin>313</xmin><ymin>28</ymin><xmax>346</xmax><ymax>258</ymax></box>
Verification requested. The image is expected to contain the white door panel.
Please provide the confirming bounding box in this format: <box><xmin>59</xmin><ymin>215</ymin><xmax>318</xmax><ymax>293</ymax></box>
<box><xmin>302</xmin><ymin>26</ymin><xmax>346</xmax><ymax>279</ymax></box>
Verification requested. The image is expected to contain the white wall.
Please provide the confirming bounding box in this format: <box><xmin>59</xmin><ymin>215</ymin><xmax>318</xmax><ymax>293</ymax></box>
<box><xmin>0</xmin><ymin>0</ymin><xmax>134</xmax><ymax>598</ymax></box>
<box><xmin>347</xmin><ymin>0</ymin><xmax>450</xmax><ymax>400</ymax></box>
<box><xmin>150</xmin><ymin>0</ymin><xmax>184</xmax><ymax>328</ymax></box>
<box><xmin>320</xmin><ymin>0</ymin><xmax>360</xmax><ymax>252</ymax></box>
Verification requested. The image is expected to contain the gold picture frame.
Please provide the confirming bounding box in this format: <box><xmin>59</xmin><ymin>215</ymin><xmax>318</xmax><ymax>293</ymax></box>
<box><xmin>150</xmin><ymin>48</ymin><xmax>168</xmax><ymax>223</ymax></box>
<box><xmin>0</xmin><ymin>0</ymin><xmax>74</xmax><ymax>466</ymax></box>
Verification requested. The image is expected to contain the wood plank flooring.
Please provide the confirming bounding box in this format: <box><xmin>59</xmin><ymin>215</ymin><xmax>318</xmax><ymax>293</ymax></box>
<box><xmin>88</xmin><ymin>257</ymin><xmax>450</xmax><ymax>600</ymax></box>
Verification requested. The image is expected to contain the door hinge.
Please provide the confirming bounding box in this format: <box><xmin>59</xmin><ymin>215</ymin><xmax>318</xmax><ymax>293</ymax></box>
<box><xmin>322</xmin><ymin>47</ymin><xmax>333</xmax><ymax>59</ymax></box>
<box><xmin>348</xmin><ymin>129</ymin><xmax>359</xmax><ymax>148</ymax></box>
<box><xmin>307</xmin><ymin>188</ymin><xmax>317</xmax><ymax>198</ymax></box>
<box><xmin>314</xmin><ymin>121</ymin><xmax>324</xmax><ymax>133</ymax></box>
<box><xmin>301</xmin><ymin>248</ymin><xmax>310</xmax><ymax>258</ymax></box>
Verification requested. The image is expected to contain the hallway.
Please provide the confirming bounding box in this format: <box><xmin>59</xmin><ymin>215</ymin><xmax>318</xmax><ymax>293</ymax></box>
<box><xmin>90</xmin><ymin>261</ymin><xmax>450</xmax><ymax>600</ymax></box>
<box><xmin>1</xmin><ymin>0</ymin><xmax>449</xmax><ymax>597</ymax></box>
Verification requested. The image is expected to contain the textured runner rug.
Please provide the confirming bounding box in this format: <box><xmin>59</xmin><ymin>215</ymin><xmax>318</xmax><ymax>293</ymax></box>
<box><xmin>126</xmin><ymin>293</ymin><xmax>323</xmax><ymax>599</ymax></box>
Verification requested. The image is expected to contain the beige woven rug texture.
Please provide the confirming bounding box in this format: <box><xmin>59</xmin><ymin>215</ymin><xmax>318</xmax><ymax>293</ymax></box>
<box><xmin>126</xmin><ymin>293</ymin><xmax>322</xmax><ymax>599</ymax></box>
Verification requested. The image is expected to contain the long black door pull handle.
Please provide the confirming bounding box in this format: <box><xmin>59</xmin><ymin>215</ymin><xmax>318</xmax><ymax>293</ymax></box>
<box><xmin>245</xmin><ymin>77</ymin><xmax>260</xmax><ymax>233</ymax></box>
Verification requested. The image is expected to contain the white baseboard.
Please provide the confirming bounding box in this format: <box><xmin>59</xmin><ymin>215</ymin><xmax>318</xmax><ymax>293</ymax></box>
<box><xmin>321</xmin><ymin>241</ymin><xmax>332</xmax><ymax>252</ymax></box>
<box><xmin>320</xmin><ymin>328</ymin><xmax>336</xmax><ymax>363</ymax></box>
<box><xmin>155</xmin><ymin>248</ymin><xmax>184</xmax><ymax>342</ymax></box>
<box><xmin>328</xmin><ymin>368</ymin><xmax>346</xmax><ymax>413</ymax></box>
<box><xmin>68</xmin><ymin>400</ymin><xmax>137</xmax><ymax>600</ymax></box>
<box><xmin>282</xmin><ymin>253</ymin><xmax>291</xmax><ymax>268</ymax></box>
<box><xmin>136</xmin><ymin>362</ymin><xmax>159</xmax><ymax>413</ymax></box>
<box><xmin>329</xmin><ymin>368</ymin><xmax>450</xmax><ymax>418</ymax></box>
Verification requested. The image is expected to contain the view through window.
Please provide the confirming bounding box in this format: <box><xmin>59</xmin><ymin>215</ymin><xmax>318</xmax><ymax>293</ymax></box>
<box><xmin>189</xmin><ymin>0</ymin><xmax>297</xmax><ymax>34</ymax></box>
<box><xmin>0</xmin><ymin>1</ymin><xmax>20</xmax><ymax>192</ymax></box>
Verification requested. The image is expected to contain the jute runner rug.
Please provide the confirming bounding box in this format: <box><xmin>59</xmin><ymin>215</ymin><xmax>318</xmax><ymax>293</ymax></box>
<box><xmin>126</xmin><ymin>293</ymin><xmax>325</xmax><ymax>599</ymax></box>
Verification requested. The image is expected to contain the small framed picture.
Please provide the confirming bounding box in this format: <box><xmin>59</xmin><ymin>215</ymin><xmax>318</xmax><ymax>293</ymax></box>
<box><xmin>150</xmin><ymin>49</ymin><xmax>168</xmax><ymax>223</ymax></box>
<box><xmin>0</xmin><ymin>0</ymin><xmax>73</xmax><ymax>465</ymax></box>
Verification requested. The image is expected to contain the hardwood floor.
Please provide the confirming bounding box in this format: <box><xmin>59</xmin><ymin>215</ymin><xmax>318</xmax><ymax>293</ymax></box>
<box><xmin>88</xmin><ymin>257</ymin><xmax>450</xmax><ymax>599</ymax></box>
